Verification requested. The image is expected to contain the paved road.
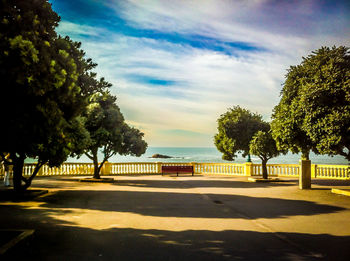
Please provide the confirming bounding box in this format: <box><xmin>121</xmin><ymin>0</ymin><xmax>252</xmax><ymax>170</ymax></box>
<box><xmin>1</xmin><ymin>175</ymin><xmax>350</xmax><ymax>260</ymax></box>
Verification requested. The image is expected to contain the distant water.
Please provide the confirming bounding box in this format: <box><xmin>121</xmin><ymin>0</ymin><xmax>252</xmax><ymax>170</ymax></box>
<box><xmin>65</xmin><ymin>147</ymin><xmax>349</xmax><ymax>165</ymax></box>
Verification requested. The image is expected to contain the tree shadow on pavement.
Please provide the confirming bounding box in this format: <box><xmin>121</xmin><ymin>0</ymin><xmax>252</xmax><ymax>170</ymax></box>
<box><xmin>35</xmin><ymin>190</ymin><xmax>345</xmax><ymax>219</ymax></box>
<box><xmin>0</xmin><ymin>189</ymin><xmax>349</xmax><ymax>261</ymax></box>
<box><xmin>27</xmin><ymin>177</ymin><xmax>87</xmax><ymax>189</ymax></box>
<box><xmin>312</xmin><ymin>179</ymin><xmax>350</xmax><ymax>187</ymax></box>
<box><xmin>114</xmin><ymin>178</ymin><xmax>297</xmax><ymax>189</ymax></box>
<box><xmin>3</xmin><ymin>223</ymin><xmax>350</xmax><ymax>261</ymax></box>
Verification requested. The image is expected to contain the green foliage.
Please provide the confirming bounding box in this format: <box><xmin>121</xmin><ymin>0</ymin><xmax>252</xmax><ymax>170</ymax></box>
<box><xmin>272</xmin><ymin>46</ymin><xmax>350</xmax><ymax>161</ymax></box>
<box><xmin>250</xmin><ymin>130</ymin><xmax>285</xmax><ymax>179</ymax></box>
<box><xmin>297</xmin><ymin>46</ymin><xmax>350</xmax><ymax>160</ymax></box>
<box><xmin>0</xmin><ymin>1</ymin><xmax>104</xmax><ymax>190</ymax></box>
<box><xmin>214</xmin><ymin>106</ymin><xmax>269</xmax><ymax>161</ymax></box>
<box><xmin>271</xmin><ymin>59</ymin><xmax>316</xmax><ymax>160</ymax></box>
<box><xmin>83</xmin><ymin>92</ymin><xmax>147</xmax><ymax>178</ymax></box>
<box><xmin>250</xmin><ymin>131</ymin><xmax>282</xmax><ymax>162</ymax></box>
<box><xmin>120</xmin><ymin>124</ymin><xmax>148</xmax><ymax>157</ymax></box>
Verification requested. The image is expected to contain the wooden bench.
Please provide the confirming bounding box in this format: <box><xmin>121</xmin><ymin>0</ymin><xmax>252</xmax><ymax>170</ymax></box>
<box><xmin>161</xmin><ymin>165</ymin><xmax>194</xmax><ymax>176</ymax></box>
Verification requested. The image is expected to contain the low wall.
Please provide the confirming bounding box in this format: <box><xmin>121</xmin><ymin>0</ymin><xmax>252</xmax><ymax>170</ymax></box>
<box><xmin>1</xmin><ymin>162</ymin><xmax>349</xmax><ymax>180</ymax></box>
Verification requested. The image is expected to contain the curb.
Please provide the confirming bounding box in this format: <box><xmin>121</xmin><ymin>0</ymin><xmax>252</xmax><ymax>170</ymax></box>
<box><xmin>331</xmin><ymin>188</ymin><xmax>350</xmax><ymax>197</ymax></box>
<box><xmin>0</xmin><ymin>229</ymin><xmax>34</xmax><ymax>255</ymax></box>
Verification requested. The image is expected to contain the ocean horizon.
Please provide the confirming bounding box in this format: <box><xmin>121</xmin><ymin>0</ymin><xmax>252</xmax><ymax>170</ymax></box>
<box><xmin>62</xmin><ymin>147</ymin><xmax>349</xmax><ymax>165</ymax></box>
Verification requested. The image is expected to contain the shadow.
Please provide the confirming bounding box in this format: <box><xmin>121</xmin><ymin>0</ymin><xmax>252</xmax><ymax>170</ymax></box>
<box><xmin>114</xmin><ymin>178</ymin><xmax>297</xmax><ymax>189</ymax></box>
<box><xmin>0</xmin><ymin>189</ymin><xmax>48</xmax><ymax>202</ymax></box>
<box><xmin>0</xmin><ymin>191</ymin><xmax>349</xmax><ymax>260</ymax></box>
<box><xmin>2</xmin><ymin>220</ymin><xmax>350</xmax><ymax>260</ymax></box>
<box><xmin>28</xmin><ymin>176</ymin><xmax>94</xmax><ymax>189</ymax></box>
<box><xmin>35</xmin><ymin>190</ymin><xmax>344</xmax><ymax>219</ymax></box>
<box><xmin>312</xmin><ymin>179</ymin><xmax>350</xmax><ymax>187</ymax></box>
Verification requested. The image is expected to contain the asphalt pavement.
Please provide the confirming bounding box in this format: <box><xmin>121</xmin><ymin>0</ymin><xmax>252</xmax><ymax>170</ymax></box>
<box><xmin>0</xmin><ymin>175</ymin><xmax>350</xmax><ymax>260</ymax></box>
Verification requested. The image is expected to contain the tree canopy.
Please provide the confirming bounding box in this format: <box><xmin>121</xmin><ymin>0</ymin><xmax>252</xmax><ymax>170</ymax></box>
<box><xmin>271</xmin><ymin>59</ymin><xmax>316</xmax><ymax>160</ymax></box>
<box><xmin>298</xmin><ymin>46</ymin><xmax>350</xmax><ymax>160</ymax></box>
<box><xmin>214</xmin><ymin>106</ymin><xmax>269</xmax><ymax>161</ymax></box>
<box><xmin>271</xmin><ymin>46</ymin><xmax>350</xmax><ymax>161</ymax></box>
<box><xmin>83</xmin><ymin>92</ymin><xmax>147</xmax><ymax>179</ymax></box>
<box><xmin>250</xmin><ymin>130</ymin><xmax>285</xmax><ymax>179</ymax></box>
<box><xmin>0</xmin><ymin>0</ymin><xmax>105</xmax><ymax>190</ymax></box>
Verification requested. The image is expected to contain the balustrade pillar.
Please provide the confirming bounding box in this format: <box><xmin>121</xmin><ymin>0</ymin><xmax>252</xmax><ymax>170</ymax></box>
<box><xmin>299</xmin><ymin>160</ymin><xmax>311</xmax><ymax>189</ymax></box>
<box><xmin>191</xmin><ymin>162</ymin><xmax>196</xmax><ymax>174</ymax></box>
<box><xmin>244</xmin><ymin>162</ymin><xmax>254</xmax><ymax>176</ymax></box>
<box><xmin>157</xmin><ymin>162</ymin><xmax>162</xmax><ymax>174</ymax></box>
<box><xmin>102</xmin><ymin>161</ymin><xmax>112</xmax><ymax>175</ymax></box>
<box><xmin>311</xmin><ymin>164</ymin><xmax>317</xmax><ymax>178</ymax></box>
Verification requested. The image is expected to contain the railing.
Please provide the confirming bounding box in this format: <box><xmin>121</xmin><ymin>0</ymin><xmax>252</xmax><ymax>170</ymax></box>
<box><xmin>22</xmin><ymin>163</ymin><xmax>96</xmax><ymax>176</ymax></box>
<box><xmin>0</xmin><ymin>162</ymin><xmax>349</xmax><ymax>180</ymax></box>
<box><xmin>110</xmin><ymin>162</ymin><xmax>159</xmax><ymax>175</ymax></box>
<box><xmin>196</xmin><ymin>163</ymin><xmax>245</xmax><ymax>175</ymax></box>
<box><xmin>252</xmin><ymin>164</ymin><xmax>300</xmax><ymax>177</ymax></box>
<box><xmin>314</xmin><ymin>164</ymin><xmax>349</xmax><ymax>179</ymax></box>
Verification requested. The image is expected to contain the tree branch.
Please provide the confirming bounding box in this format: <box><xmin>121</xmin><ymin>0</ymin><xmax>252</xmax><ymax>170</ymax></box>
<box><xmin>23</xmin><ymin>160</ymin><xmax>46</xmax><ymax>189</ymax></box>
<box><xmin>1</xmin><ymin>152</ymin><xmax>13</xmax><ymax>165</ymax></box>
<box><xmin>85</xmin><ymin>152</ymin><xmax>94</xmax><ymax>160</ymax></box>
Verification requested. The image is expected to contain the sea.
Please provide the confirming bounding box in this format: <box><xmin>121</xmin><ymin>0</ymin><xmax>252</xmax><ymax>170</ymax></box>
<box><xmin>64</xmin><ymin>147</ymin><xmax>349</xmax><ymax>165</ymax></box>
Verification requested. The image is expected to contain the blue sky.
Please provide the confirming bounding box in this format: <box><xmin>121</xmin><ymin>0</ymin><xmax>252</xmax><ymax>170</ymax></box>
<box><xmin>51</xmin><ymin>0</ymin><xmax>350</xmax><ymax>147</ymax></box>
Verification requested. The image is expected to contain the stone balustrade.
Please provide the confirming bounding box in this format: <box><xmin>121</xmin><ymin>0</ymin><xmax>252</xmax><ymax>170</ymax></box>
<box><xmin>0</xmin><ymin>162</ymin><xmax>349</xmax><ymax>180</ymax></box>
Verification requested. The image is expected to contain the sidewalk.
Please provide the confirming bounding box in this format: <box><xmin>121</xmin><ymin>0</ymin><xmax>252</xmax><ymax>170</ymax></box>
<box><xmin>0</xmin><ymin>175</ymin><xmax>349</xmax><ymax>260</ymax></box>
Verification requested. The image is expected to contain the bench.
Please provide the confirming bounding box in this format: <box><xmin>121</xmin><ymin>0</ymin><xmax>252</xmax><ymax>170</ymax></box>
<box><xmin>161</xmin><ymin>165</ymin><xmax>194</xmax><ymax>176</ymax></box>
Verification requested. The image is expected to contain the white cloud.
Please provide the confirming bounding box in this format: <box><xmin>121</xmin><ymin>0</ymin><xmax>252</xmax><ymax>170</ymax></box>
<box><xmin>58</xmin><ymin>0</ymin><xmax>350</xmax><ymax>146</ymax></box>
<box><xmin>108</xmin><ymin>0</ymin><xmax>349</xmax><ymax>53</ymax></box>
<box><xmin>78</xmin><ymin>34</ymin><xmax>292</xmax><ymax>146</ymax></box>
<box><xmin>57</xmin><ymin>21</ymin><xmax>105</xmax><ymax>37</ymax></box>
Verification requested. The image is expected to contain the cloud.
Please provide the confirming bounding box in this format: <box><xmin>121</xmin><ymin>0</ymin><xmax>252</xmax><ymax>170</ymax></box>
<box><xmin>57</xmin><ymin>21</ymin><xmax>105</xmax><ymax>37</ymax></box>
<box><xmin>108</xmin><ymin>0</ymin><xmax>350</xmax><ymax>52</ymax></box>
<box><xmin>78</xmin><ymin>35</ymin><xmax>288</xmax><ymax>137</ymax></box>
<box><xmin>54</xmin><ymin>0</ymin><xmax>350</xmax><ymax>146</ymax></box>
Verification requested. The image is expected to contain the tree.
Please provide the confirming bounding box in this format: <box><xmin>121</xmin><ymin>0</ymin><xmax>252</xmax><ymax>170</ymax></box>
<box><xmin>83</xmin><ymin>92</ymin><xmax>147</xmax><ymax>179</ymax></box>
<box><xmin>119</xmin><ymin>124</ymin><xmax>148</xmax><ymax>158</ymax></box>
<box><xmin>297</xmin><ymin>46</ymin><xmax>350</xmax><ymax>161</ymax></box>
<box><xmin>271</xmin><ymin>62</ymin><xmax>316</xmax><ymax>160</ymax></box>
<box><xmin>250</xmin><ymin>130</ymin><xmax>285</xmax><ymax>179</ymax></box>
<box><xmin>271</xmin><ymin>46</ymin><xmax>350</xmax><ymax>161</ymax></box>
<box><xmin>214</xmin><ymin>106</ymin><xmax>269</xmax><ymax>161</ymax></box>
<box><xmin>0</xmin><ymin>1</ymin><xmax>104</xmax><ymax>191</ymax></box>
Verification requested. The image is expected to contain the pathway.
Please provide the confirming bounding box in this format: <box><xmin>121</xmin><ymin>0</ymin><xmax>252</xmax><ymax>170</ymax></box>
<box><xmin>1</xmin><ymin>175</ymin><xmax>350</xmax><ymax>260</ymax></box>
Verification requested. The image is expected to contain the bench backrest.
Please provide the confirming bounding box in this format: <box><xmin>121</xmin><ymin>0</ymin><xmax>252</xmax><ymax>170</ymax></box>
<box><xmin>162</xmin><ymin>165</ymin><xmax>193</xmax><ymax>171</ymax></box>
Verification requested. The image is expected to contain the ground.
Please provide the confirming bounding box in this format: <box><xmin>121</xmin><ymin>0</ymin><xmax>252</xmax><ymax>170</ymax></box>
<box><xmin>0</xmin><ymin>175</ymin><xmax>350</xmax><ymax>260</ymax></box>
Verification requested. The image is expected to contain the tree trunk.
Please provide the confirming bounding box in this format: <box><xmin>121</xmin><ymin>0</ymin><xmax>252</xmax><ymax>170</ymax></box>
<box><xmin>13</xmin><ymin>154</ymin><xmax>25</xmax><ymax>192</ymax></box>
<box><xmin>301</xmin><ymin>150</ymin><xmax>310</xmax><ymax>160</ymax></box>
<box><xmin>25</xmin><ymin>162</ymin><xmax>45</xmax><ymax>189</ymax></box>
<box><xmin>92</xmin><ymin>151</ymin><xmax>100</xmax><ymax>179</ymax></box>
<box><xmin>262</xmin><ymin>159</ymin><xmax>268</xmax><ymax>179</ymax></box>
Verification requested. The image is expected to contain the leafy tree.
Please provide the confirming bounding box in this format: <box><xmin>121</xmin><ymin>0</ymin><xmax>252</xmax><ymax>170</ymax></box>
<box><xmin>298</xmin><ymin>46</ymin><xmax>350</xmax><ymax>160</ymax></box>
<box><xmin>119</xmin><ymin>124</ymin><xmax>148</xmax><ymax>159</ymax></box>
<box><xmin>83</xmin><ymin>92</ymin><xmax>147</xmax><ymax>179</ymax></box>
<box><xmin>250</xmin><ymin>130</ymin><xmax>285</xmax><ymax>179</ymax></box>
<box><xmin>214</xmin><ymin>106</ymin><xmax>269</xmax><ymax>161</ymax></box>
<box><xmin>0</xmin><ymin>1</ymin><xmax>104</xmax><ymax>191</ymax></box>
<box><xmin>271</xmin><ymin>46</ymin><xmax>350</xmax><ymax>161</ymax></box>
<box><xmin>271</xmin><ymin>62</ymin><xmax>316</xmax><ymax>160</ymax></box>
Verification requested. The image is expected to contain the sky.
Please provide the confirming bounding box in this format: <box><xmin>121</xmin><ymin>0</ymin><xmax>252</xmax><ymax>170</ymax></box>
<box><xmin>50</xmin><ymin>0</ymin><xmax>350</xmax><ymax>147</ymax></box>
